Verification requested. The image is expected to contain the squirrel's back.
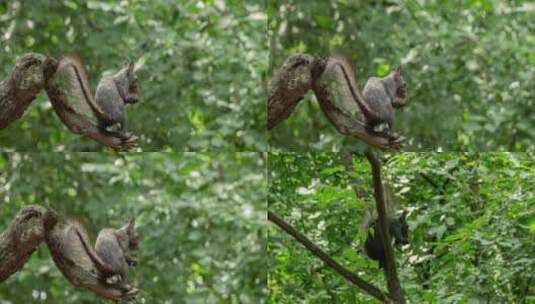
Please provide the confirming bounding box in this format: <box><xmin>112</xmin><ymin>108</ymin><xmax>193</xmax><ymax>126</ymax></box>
<box><xmin>95</xmin><ymin>77</ymin><xmax>125</xmax><ymax>127</ymax></box>
<box><xmin>95</xmin><ymin>228</ymin><xmax>127</xmax><ymax>275</ymax></box>
<box><xmin>363</xmin><ymin>78</ymin><xmax>394</xmax><ymax>125</ymax></box>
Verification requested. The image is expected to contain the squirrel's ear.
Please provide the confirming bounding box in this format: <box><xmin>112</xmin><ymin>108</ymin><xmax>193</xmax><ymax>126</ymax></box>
<box><xmin>392</xmin><ymin>66</ymin><xmax>402</xmax><ymax>76</ymax></box>
<box><xmin>127</xmin><ymin>61</ymin><xmax>135</xmax><ymax>75</ymax></box>
<box><xmin>128</xmin><ymin>217</ymin><xmax>136</xmax><ymax>229</ymax></box>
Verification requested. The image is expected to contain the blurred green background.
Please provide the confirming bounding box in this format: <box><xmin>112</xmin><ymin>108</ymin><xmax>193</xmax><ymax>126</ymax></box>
<box><xmin>0</xmin><ymin>0</ymin><xmax>267</xmax><ymax>151</ymax></box>
<box><xmin>268</xmin><ymin>152</ymin><xmax>535</xmax><ymax>303</ymax></box>
<box><xmin>268</xmin><ymin>0</ymin><xmax>535</xmax><ymax>151</ymax></box>
<box><xmin>0</xmin><ymin>152</ymin><xmax>267</xmax><ymax>303</ymax></box>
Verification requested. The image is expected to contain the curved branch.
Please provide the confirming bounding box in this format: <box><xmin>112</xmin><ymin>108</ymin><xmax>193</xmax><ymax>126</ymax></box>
<box><xmin>268</xmin><ymin>211</ymin><xmax>394</xmax><ymax>303</ymax></box>
<box><xmin>0</xmin><ymin>53</ymin><xmax>52</xmax><ymax>129</ymax></box>
<box><xmin>0</xmin><ymin>205</ymin><xmax>57</xmax><ymax>281</ymax></box>
<box><xmin>0</xmin><ymin>205</ymin><xmax>137</xmax><ymax>301</ymax></box>
<box><xmin>365</xmin><ymin>151</ymin><xmax>406</xmax><ymax>303</ymax></box>
<box><xmin>268</xmin><ymin>54</ymin><xmax>316</xmax><ymax>129</ymax></box>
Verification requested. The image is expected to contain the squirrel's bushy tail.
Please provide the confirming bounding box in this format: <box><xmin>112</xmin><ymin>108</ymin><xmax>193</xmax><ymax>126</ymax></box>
<box><xmin>69</xmin><ymin>220</ymin><xmax>114</xmax><ymax>276</ymax></box>
<box><xmin>56</xmin><ymin>54</ymin><xmax>111</xmax><ymax>124</ymax></box>
<box><xmin>323</xmin><ymin>51</ymin><xmax>382</xmax><ymax>122</ymax></box>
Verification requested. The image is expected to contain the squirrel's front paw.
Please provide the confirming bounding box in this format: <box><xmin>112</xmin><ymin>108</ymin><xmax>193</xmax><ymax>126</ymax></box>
<box><xmin>106</xmin><ymin>275</ymin><xmax>122</xmax><ymax>285</ymax></box>
<box><xmin>388</xmin><ymin>131</ymin><xmax>400</xmax><ymax>141</ymax></box>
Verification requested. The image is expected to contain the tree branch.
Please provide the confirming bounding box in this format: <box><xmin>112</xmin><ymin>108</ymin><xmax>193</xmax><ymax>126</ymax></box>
<box><xmin>0</xmin><ymin>205</ymin><xmax>57</xmax><ymax>281</ymax></box>
<box><xmin>365</xmin><ymin>151</ymin><xmax>406</xmax><ymax>303</ymax></box>
<box><xmin>268</xmin><ymin>54</ymin><xmax>316</xmax><ymax>129</ymax></box>
<box><xmin>0</xmin><ymin>53</ymin><xmax>51</xmax><ymax>129</ymax></box>
<box><xmin>268</xmin><ymin>210</ymin><xmax>394</xmax><ymax>303</ymax></box>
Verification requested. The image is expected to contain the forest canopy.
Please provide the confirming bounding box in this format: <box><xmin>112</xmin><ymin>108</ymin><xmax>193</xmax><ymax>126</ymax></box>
<box><xmin>268</xmin><ymin>152</ymin><xmax>535</xmax><ymax>303</ymax></box>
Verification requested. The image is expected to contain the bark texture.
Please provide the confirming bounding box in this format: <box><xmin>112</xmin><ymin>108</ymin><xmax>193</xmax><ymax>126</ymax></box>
<box><xmin>268</xmin><ymin>54</ymin><xmax>316</xmax><ymax>129</ymax></box>
<box><xmin>0</xmin><ymin>205</ymin><xmax>57</xmax><ymax>281</ymax></box>
<box><xmin>0</xmin><ymin>53</ymin><xmax>51</xmax><ymax>129</ymax></box>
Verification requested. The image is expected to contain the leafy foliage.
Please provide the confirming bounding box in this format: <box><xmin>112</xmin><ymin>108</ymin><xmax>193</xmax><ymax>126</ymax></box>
<box><xmin>268</xmin><ymin>1</ymin><xmax>535</xmax><ymax>151</ymax></box>
<box><xmin>268</xmin><ymin>152</ymin><xmax>535</xmax><ymax>303</ymax></box>
<box><xmin>0</xmin><ymin>0</ymin><xmax>266</xmax><ymax>151</ymax></box>
<box><xmin>0</xmin><ymin>152</ymin><xmax>267</xmax><ymax>303</ymax></box>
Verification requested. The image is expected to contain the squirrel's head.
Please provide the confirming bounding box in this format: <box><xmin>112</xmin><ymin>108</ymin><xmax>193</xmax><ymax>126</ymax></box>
<box><xmin>114</xmin><ymin>61</ymin><xmax>140</xmax><ymax>104</ymax></box>
<box><xmin>389</xmin><ymin>210</ymin><xmax>409</xmax><ymax>246</ymax></box>
<box><xmin>125</xmin><ymin>61</ymin><xmax>140</xmax><ymax>104</ymax></box>
<box><xmin>118</xmin><ymin>217</ymin><xmax>139</xmax><ymax>250</ymax></box>
<box><xmin>390</xmin><ymin>66</ymin><xmax>406</xmax><ymax>98</ymax></box>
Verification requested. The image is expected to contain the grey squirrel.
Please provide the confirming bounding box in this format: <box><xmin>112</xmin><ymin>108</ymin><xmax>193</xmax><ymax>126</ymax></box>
<box><xmin>74</xmin><ymin>218</ymin><xmax>139</xmax><ymax>287</ymax></box>
<box><xmin>363</xmin><ymin>211</ymin><xmax>409</xmax><ymax>268</ymax></box>
<box><xmin>326</xmin><ymin>52</ymin><xmax>407</xmax><ymax>140</ymax></box>
<box><xmin>360</xmin><ymin>184</ymin><xmax>409</xmax><ymax>268</ymax></box>
<box><xmin>57</xmin><ymin>54</ymin><xmax>140</xmax><ymax>138</ymax></box>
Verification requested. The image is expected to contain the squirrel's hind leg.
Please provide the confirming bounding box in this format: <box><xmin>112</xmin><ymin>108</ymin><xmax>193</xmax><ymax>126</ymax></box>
<box><xmin>366</xmin><ymin>122</ymin><xmax>400</xmax><ymax>141</ymax></box>
<box><xmin>98</xmin><ymin>124</ymin><xmax>132</xmax><ymax>140</ymax></box>
<box><xmin>105</xmin><ymin>277</ymin><xmax>133</xmax><ymax>293</ymax></box>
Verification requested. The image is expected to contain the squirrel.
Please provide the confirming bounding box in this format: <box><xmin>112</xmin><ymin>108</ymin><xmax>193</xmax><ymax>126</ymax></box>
<box><xmin>360</xmin><ymin>184</ymin><xmax>409</xmax><ymax>268</ymax></box>
<box><xmin>57</xmin><ymin>54</ymin><xmax>140</xmax><ymax>138</ymax></box>
<box><xmin>363</xmin><ymin>211</ymin><xmax>409</xmax><ymax>268</ymax></box>
<box><xmin>74</xmin><ymin>218</ymin><xmax>139</xmax><ymax>287</ymax></box>
<box><xmin>326</xmin><ymin>52</ymin><xmax>407</xmax><ymax>140</ymax></box>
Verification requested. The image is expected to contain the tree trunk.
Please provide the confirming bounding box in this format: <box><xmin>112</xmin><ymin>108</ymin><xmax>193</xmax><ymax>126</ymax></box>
<box><xmin>365</xmin><ymin>151</ymin><xmax>406</xmax><ymax>303</ymax></box>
